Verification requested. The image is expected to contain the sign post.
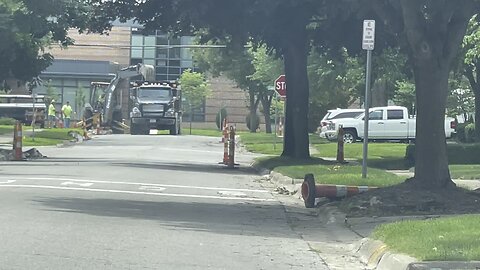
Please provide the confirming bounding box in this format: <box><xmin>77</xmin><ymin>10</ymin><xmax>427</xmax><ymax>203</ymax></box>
<box><xmin>274</xmin><ymin>75</ymin><xmax>286</xmax><ymax>145</ymax></box>
<box><xmin>362</xmin><ymin>20</ymin><xmax>375</xmax><ymax>178</ymax></box>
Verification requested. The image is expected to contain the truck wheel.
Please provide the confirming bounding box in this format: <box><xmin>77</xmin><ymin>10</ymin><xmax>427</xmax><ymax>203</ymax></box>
<box><xmin>170</xmin><ymin>118</ymin><xmax>180</xmax><ymax>135</ymax></box>
<box><xmin>343</xmin><ymin>130</ymin><xmax>357</xmax><ymax>143</ymax></box>
<box><xmin>143</xmin><ymin>127</ymin><xmax>150</xmax><ymax>135</ymax></box>
<box><xmin>169</xmin><ymin>125</ymin><xmax>178</xmax><ymax>135</ymax></box>
<box><xmin>130</xmin><ymin>124</ymin><xmax>140</xmax><ymax>135</ymax></box>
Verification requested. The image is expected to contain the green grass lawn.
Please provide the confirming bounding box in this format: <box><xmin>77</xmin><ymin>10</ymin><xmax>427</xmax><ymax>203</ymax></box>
<box><xmin>372</xmin><ymin>215</ymin><xmax>480</xmax><ymax>261</ymax></box>
<box><xmin>22</xmin><ymin>128</ymin><xmax>81</xmax><ymax>146</ymax></box>
<box><xmin>314</xmin><ymin>142</ymin><xmax>410</xmax><ymax>170</ymax></box>
<box><xmin>449</xmin><ymin>165</ymin><xmax>480</xmax><ymax>180</ymax></box>
<box><xmin>0</xmin><ymin>125</ymin><xmax>14</xmax><ymax>135</ymax></box>
<box><xmin>255</xmin><ymin>156</ymin><xmax>404</xmax><ymax>187</ymax></box>
<box><xmin>184</xmin><ymin>128</ymin><xmax>223</xmax><ymax>137</ymax></box>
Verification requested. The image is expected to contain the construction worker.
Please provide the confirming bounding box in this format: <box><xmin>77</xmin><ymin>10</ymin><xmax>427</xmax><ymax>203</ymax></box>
<box><xmin>48</xmin><ymin>100</ymin><xmax>56</xmax><ymax>128</ymax></box>
<box><xmin>61</xmin><ymin>101</ymin><xmax>73</xmax><ymax>128</ymax></box>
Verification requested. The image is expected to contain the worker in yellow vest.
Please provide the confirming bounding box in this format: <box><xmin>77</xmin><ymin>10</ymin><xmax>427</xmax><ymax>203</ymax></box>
<box><xmin>48</xmin><ymin>100</ymin><xmax>56</xmax><ymax>128</ymax></box>
<box><xmin>61</xmin><ymin>101</ymin><xmax>73</xmax><ymax>128</ymax></box>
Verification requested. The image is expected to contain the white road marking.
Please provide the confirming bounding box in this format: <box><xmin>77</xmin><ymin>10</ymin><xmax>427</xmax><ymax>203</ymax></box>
<box><xmin>0</xmin><ymin>184</ymin><xmax>274</xmax><ymax>202</ymax></box>
<box><xmin>139</xmin><ymin>186</ymin><xmax>166</xmax><ymax>192</ymax></box>
<box><xmin>0</xmin><ymin>180</ymin><xmax>16</xmax><ymax>184</ymax></box>
<box><xmin>24</xmin><ymin>177</ymin><xmax>268</xmax><ymax>193</ymax></box>
<box><xmin>217</xmin><ymin>191</ymin><xmax>247</xmax><ymax>197</ymax></box>
<box><xmin>61</xmin><ymin>181</ymin><xmax>94</xmax><ymax>187</ymax></box>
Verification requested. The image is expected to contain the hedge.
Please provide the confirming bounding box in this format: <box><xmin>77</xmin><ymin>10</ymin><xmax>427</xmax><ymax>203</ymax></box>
<box><xmin>406</xmin><ymin>143</ymin><xmax>480</xmax><ymax>165</ymax></box>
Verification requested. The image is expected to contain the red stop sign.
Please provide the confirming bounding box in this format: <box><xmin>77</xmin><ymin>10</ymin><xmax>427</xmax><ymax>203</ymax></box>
<box><xmin>274</xmin><ymin>75</ymin><xmax>286</xmax><ymax>97</ymax></box>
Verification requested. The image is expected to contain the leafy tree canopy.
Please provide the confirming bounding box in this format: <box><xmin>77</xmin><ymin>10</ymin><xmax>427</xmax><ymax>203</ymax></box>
<box><xmin>0</xmin><ymin>0</ymin><xmax>108</xmax><ymax>83</ymax></box>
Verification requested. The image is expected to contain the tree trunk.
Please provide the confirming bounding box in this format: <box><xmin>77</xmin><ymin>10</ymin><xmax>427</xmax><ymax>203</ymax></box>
<box><xmin>412</xmin><ymin>61</ymin><xmax>453</xmax><ymax>188</ymax></box>
<box><xmin>261</xmin><ymin>95</ymin><xmax>273</xmax><ymax>134</ymax></box>
<box><xmin>370</xmin><ymin>78</ymin><xmax>388</xmax><ymax>107</ymax></box>
<box><xmin>248</xmin><ymin>89</ymin><xmax>260</xmax><ymax>133</ymax></box>
<box><xmin>475</xmin><ymin>89</ymin><xmax>480</xmax><ymax>141</ymax></box>
<box><xmin>398</xmin><ymin>0</ymin><xmax>474</xmax><ymax>189</ymax></box>
<box><xmin>282</xmin><ymin>24</ymin><xmax>310</xmax><ymax>159</ymax></box>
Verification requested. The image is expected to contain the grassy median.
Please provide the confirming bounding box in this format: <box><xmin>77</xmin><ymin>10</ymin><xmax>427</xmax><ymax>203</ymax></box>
<box><xmin>239</xmin><ymin>132</ymin><xmax>480</xmax><ymax>184</ymax></box>
<box><xmin>372</xmin><ymin>215</ymin><xmax>480</xmax><ymax>261</ymax></box>
<box><xmin>23</xmin><ymin>128</ymin><xmax>81</xmax><ymax>146</ymax></box>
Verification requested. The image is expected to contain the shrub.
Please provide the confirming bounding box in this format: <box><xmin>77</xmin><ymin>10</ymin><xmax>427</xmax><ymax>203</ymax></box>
<box><xmin>0</xmin><ymin>117</ymin><xmax>17</xmax><ymax>125</ymax></box>
<box><xmin>215</xmin><ymin>108</ymin><xmax>228</xmax><ymax>130</ymax></box>
<box><xmin>246</xmin><ymin>113</ymin><xmax>260</xmax><ymax>132</ymax></box>
<box><xmin>406</xmin><ymin>143</ymin><xmax>480</xmax><ymax>165</ymax></box>
<box><xmin>465</xmin><ymin>123</ymin><xmax>476</xmax><ymax>143</ymax></box>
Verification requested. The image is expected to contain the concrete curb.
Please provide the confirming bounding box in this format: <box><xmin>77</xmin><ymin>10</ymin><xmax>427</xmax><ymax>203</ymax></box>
<box><xmin>250</xmin><ymin>162</ymin><xmax>303</xmax><ymax>195</ymax></box>
<box><xmin>250</xmin><ymin>166</ymin><xmax>480</xmax><ymax>270</ymax></box>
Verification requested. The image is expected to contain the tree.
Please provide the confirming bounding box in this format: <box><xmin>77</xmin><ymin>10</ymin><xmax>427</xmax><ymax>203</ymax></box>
<box><xmin>193</xmin><ymin>40</ymin><xmax>282</xmax><ymax>133</ymax></box>
<box><xmin>372</xmin><ymin>0</ymin><xmax>479</xmax><ymax>188</ymax></box>
<box><xmin>461</xmin><ymin>15</ymin><xmax>480</xmax><ymax>140</ymax></box>
<box><xmin>179</xmin><ymin>69</ymin><xmax>211</xmax><ymax>121</ymax></box>
<box><xmin>0</xmin><ymin>0</ymin><xmax>108</xmax><ymax>85</ymax></box>
<box><xmin>90</xmin><ymin>0</ymin><xmax>333</xmax><ymax>158</ymax></box>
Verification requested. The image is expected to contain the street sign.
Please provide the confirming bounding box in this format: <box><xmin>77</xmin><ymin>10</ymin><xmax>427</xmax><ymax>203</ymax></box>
<box><xmin>362</xmin><ymin>20</ymin><xmax>375</xmax><ymax>50</ymax></box>
<box><xmin>274</xmin><ymin>75</ymin><xmax>286</xmax><ymax>97</ymax></box>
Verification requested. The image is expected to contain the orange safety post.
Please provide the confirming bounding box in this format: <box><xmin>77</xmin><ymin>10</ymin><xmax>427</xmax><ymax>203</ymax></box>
<box><xmin>13</xmin><ymin>121</ymin><xmax>23</xmax><ymax>161</ymax></box>
<box><xmin>227</xmin><ymin>126</ymin><xmax>235</xmax><ymax>168</ymax></box>
<box><xmin>336</xmin><ymin>124</ymin><xmax>345</xmax><ymax>163</ymax></box>
<box><xmin>221</xmin><ymin>118</ymin><xmax>228</xmax><ymax>143</ymax></box>
<box><xmin>301</xmin><ymin>174</ymin><xmax>378</xmax><ymax>208</ymax></box>
<box><xmin>223</xmin><ymin>124</ymin><xmax>229</xmax><ymax>164</ymax></box>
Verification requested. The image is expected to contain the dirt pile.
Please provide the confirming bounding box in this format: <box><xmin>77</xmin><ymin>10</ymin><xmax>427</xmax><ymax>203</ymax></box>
<box><xmin>0</xmin><ymin>148</ymin><xmax>47</xmax><ymax>161</ymax></box>
<box><xmin>338</xmin><ymin>180</ymin><xmax>480</xmax><ymax>217</ymax></box>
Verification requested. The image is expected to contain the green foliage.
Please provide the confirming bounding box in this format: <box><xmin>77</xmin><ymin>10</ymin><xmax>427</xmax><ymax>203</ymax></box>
<box><xmin>179</xmin><ymin>69</ymin><xmax>211</xmax><ymax>110</ymax></box>
<box><xmin>0</xmin><ymin>117</ymin><xmax>16</xmax><ymax>125</ymax></box>
<box><xmin>246</xmin><ymin>113</ymin><xmax>260</xmax><ymax>132</ymax></box>
<box><xmin>447</xmin><ymin>73</ymin><xmax>475</xmax><ymax>119</ymax></box>
<box><xmin>0</xmin><ymin>0</ymin><xmax>105</xmax><ymax>83</ymax></box>
<box><xmin>393</xmin><ymin>80</ymin><xmax>416</xmax><ymax>113</ymax></box>
<box><xmin>215</xmin><ymin>108</ymin><xmax>228</xmax><ymax>130</ymax></box>
<box><xmin>465</xmin><ymin>123</ymin><xmax>476</xmax><ymax>142</ymax></box>
<box><xmin>406</xmin><ymin>143</ymin><xmax>480</xmax><ymax>165</ymax></box>
<box><xmin>456</xmin><ymin>122</ymin><xmax>476</xmax><ymax>143</ymax></box>
<box><xmin>372</xmin><ymin>215</ymin><xmax>480</xmax><ymax>261</ymax></box>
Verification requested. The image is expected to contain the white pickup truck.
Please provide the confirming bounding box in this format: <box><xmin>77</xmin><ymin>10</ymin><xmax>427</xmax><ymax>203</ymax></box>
<box><xmin>324</xmin><ymin>106</ymin><xmax>456</xmax><ymax>143</ymax></box>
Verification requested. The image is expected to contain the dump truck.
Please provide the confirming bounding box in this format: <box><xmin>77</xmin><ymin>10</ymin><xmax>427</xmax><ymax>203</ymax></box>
<box><xmin>129</xmin><ymin>81</ymin><xmax>182</xmax><ymax>135</ymax></box>
<box><xmin>83</xmin><ymin>64</ymin><xmax>155</xmax><ymax>133</ymax></box>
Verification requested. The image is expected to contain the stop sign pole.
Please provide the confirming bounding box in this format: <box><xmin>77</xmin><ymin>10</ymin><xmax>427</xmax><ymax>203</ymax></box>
<box><xmin>274</xmin><ymin>75</ymin><xmax>286</xmax><ymax>146</ymax></box>
<box><xmin>362</xmin><ymin>20</ymin><xmax>375</xmax><ymax>178</ymax></box>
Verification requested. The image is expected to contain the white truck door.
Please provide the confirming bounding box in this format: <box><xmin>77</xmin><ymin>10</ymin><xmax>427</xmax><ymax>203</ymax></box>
<box><xmin>384</xmin><ymin>109</ymin><xmax>408</xmax><ymax>139</ymax></box>
<box><xmin>366</xmin><ymin>109</ymin><xmax>385</xmax><ymax>138</ymax></box>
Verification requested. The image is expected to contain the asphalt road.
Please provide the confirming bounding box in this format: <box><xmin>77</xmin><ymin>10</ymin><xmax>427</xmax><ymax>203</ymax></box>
<box><xmin>0</xmin><ymin>134</ymin><xmax>339</xmax><ymax>270</ymax></box>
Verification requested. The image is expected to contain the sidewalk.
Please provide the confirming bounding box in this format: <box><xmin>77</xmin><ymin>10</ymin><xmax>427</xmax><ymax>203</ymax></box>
<box><xmin>254</xmin><ymin>165</ymin><xmax>480</xmax><ymax>270</ymax></box>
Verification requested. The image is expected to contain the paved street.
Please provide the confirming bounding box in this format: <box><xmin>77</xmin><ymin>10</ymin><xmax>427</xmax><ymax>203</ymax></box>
<box><xmin>0</xmin><ymin>134</ymin><xmax>363</xmax><ymax>270</ymax></box>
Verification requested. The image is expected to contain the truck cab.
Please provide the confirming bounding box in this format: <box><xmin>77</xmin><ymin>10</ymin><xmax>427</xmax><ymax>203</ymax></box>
<box><xmin>129</xmin><ymin>81</ymin><xmax>182</xmax><ymax>135</ymax></box>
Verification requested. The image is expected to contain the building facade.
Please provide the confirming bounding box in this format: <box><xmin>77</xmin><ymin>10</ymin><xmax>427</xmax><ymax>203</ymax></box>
<box><xmin>41</xmin><ymin>25</ymin><xmax>251</xmax><ymax>128</ymax></box>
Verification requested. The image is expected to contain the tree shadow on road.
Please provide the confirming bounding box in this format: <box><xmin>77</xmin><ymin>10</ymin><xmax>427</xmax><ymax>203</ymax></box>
<box><xmin>32</xmin><ymin>197</ymin><xmax>299</xmax><ymax>239</ymax></box>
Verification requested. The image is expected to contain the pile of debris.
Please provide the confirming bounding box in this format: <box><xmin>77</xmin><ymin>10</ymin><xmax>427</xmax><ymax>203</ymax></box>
<box><xmin>0</xmin><ymin>148</ymin><xmax>47</xmax><ymax>161</ymax></box>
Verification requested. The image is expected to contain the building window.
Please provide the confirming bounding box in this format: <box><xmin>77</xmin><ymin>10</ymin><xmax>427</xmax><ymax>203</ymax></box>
<box><xmin>131</xmin><ymin>35</ymin><xmax>143</xmax><ymax>58</ymax></box>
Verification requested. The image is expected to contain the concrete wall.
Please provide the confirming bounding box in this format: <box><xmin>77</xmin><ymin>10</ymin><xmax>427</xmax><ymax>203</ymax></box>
<box><xmin>204</xmin><ymin>76</ymin><xmax>250</xmax><ymax>126</ymax></box>
<box><xmin>48</xmin><ymin>27</ymin><xmax>131</xmax><ymax>67</ymax></box>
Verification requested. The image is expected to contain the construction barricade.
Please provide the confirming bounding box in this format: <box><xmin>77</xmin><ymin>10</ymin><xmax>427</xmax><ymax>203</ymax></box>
<box><xmin>301</xmin><ymin>174</ymin><xmax>378</xmax><ymax>208</ymax></box>
<box><xmin>219</xmin><ymin>123</ymin><xmax>238</xmax><ymax>168</ymax></box>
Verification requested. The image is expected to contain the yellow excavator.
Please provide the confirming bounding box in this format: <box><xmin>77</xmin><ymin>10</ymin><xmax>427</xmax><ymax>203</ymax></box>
<box><xmin>80</xmin><ymin>64</ymin><xmax>155</xmax><ymax>134</ymax></box>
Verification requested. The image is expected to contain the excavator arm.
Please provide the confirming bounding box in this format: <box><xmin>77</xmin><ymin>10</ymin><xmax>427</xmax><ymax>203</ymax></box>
<box><xmin>102</xmin><ymin>64</ymin><xmax>155</xmax><ymax>125</ymax></box>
